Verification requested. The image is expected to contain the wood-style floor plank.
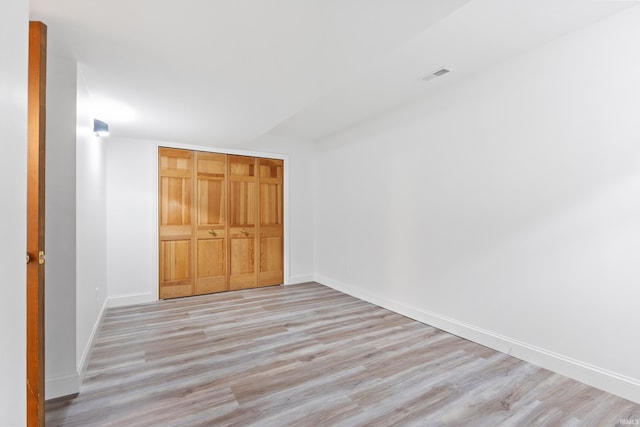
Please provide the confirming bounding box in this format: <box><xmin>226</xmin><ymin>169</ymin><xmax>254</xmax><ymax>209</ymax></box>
<box><xmin>46</xmin><ymin>283</ymin><xmax>640</xmax><ymax>426</ymax></box>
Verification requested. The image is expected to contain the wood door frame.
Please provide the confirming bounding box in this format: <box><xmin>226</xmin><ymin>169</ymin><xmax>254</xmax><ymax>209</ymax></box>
<box><xmin>153</xmin><ymin>144</ymin><xmax>290</xmax><ymax>301</ymax></box>
<box><xmin>27</xmin><ymin>21</ymin><xmax>47</xmax><ymax>427</ymax></box>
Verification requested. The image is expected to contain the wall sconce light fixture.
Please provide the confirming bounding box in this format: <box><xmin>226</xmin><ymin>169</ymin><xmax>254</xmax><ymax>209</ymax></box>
<box><xmin>93</xmin><ymin>119</ymin><xmax>109</xmax><ymax>137</ymax></box>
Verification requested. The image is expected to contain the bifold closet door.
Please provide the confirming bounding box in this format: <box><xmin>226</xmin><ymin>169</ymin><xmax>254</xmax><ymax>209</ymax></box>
<box><xmin>159</xmin><ymin>148</ymin><xmax>283</xmax><ymax>298</ymax></box>
<box><xmin>258</xmin><ymin>158</ymin><xmax>284</xmax><ymax>286</ymax></box>
<box><xmin>228</xmin><ymin>155</ymin><xmax>258</xmax><ymax>290</ymax></box>
<box><xmin>159</xmin><ymin>148</ymin><xmax>194</xmax><ymax>299</ymax></box>
<box><xmin>195</xmin><ymin>152</ymin><xmax>227</xmax><ymax>295</ymax></box>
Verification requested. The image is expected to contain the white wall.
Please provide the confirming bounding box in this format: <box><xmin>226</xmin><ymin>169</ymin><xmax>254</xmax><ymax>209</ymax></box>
<box><xmin>105</xmin><ymin>138</ymin><xmax>157</xmax><ymax>305</ymax></box>
<box><xmin>0</xmin><ymin>0</ymin><xmax>28</xmax><ymax>424</ymax></box>
<box><xmin>314</xmin><ymin>6</ymin><xmax>640</xmax><ymax>403</ymax></box>
<box><xmin>76</xmin><ymin>69</ymin><xmax>108</xmax><ymax>375</ymax></box>
<box><xmin>105</xmin><ymin>135</ymin><xmax>315</xmax><ymax>306</ymax></box>
<box><xmin>45</xmin><ymin>54</ymin><xmax>79</xmax><ymax>399</ymax></box>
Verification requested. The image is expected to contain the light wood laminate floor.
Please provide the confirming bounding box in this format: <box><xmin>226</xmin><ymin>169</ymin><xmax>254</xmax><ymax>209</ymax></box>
<box><xmin>46</xmin><ymin>283</ymin><xmax>640</xmax><ymax>426</ymax></box>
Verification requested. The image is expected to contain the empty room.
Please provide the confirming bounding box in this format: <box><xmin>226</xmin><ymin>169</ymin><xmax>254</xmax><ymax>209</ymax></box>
<box><xmin>2</xmin><ymin>0</ymin><xmax>640</xmax><ymax>425</ymax></box>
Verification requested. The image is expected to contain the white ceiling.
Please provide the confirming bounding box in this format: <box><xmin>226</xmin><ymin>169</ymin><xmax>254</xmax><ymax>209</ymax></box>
<box><xmin>29</xmin><ymin>0</ymin><xmax>634</xmax><ymax>145</ymax></box>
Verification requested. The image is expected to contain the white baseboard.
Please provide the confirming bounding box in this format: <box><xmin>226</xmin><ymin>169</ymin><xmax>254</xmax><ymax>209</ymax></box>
<box><xmin>45</xmin><ymin>372</ymin><xmax>80</xmax><ymax>400</ymax></box>
<box><xmin>107</xmin><ymin>292</ymin><xmax>156</xmax><ymax>308</ymax></box>
<box><xmin>287</xmin><ymin>274</ymin><xmax>314</xmax><ymax>285</ymax></box>
<box><xmin>77</xmin><ymin>298</ymin><xmax>108</xmax><ymax>379</ymax></box>
<box><xmin>315</xmin><ymin>274</ymin><xmax>640</xmax><ymax>404</ymax></box>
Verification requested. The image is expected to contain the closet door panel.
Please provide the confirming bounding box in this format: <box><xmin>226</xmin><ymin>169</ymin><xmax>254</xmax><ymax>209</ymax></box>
<box><xmin>159</xmin><ymin>239</ymin><xmax>193</xmax><ymax>299</ymax></box>
<box><xmin>197</xmin><ymin>179</ymin><xmax>225</xmax><ymax>225</ymax></box>
<box><xmin>259</xmin><ymin>183</ymin><xmax>282</xmax><ymax>226</ymax></box>
<box><xmin>229</xmin><ymin>236</ymin><xmax>257</xmax><ymax>289</ymax></box>
<box><xmin>195</xmin><ymin>237</ymin><xmax>226</xmax><ymax>294</ymax></box>
<box><xmin>194</xmin><ymin>152</ymin><xmax>227</xmax><ymax>295</ymax></box>
<box><xmin>258</xmin><ymin>158</ymin><xmax>283</xmax><ymax>286</ymax></box>
<box><xmin>160</xmin><ymin>177</ymin><xmax>192</xmax><ymax>225</ymax></box>
<box><xmin>259</xmin><ymin>236</ymin><xmax>283</xmax><ymax>285</ymax></box>
<box><xmin>159</xmin><ymin>148</ymin><xmax>194</xmax><ymax>298</ymax></box>
<box><xmin>228</xmin><ymin>155</ymin><xmax>258</xmax><ymax>289</ymax></box>
<box><xmin>229</xmin><ymin>181</ymin><xmax>256</xmax><ymax>226</ymax></box>
<box><xmin>258</xmin><ymin>158</ymin><xmax>284</xmax><ymax>226</ymax></box>
<box><xmin>196</xmin><ymin>153</ymin><xmax>226</xmax><ymax>225</ymax></box>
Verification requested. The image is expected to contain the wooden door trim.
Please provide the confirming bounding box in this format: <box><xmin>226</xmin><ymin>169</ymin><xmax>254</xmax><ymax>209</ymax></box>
<box><xmin>27</xmin><ymin>21</ymin><xmax>47</xmax><ymax>427</ymax></box>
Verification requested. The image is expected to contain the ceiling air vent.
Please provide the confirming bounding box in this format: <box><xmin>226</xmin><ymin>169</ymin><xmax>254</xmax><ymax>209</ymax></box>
<box><xmin>421</xmin><ymin>67</ymin><xmax>451</xmax><ymax>82</ymax></box>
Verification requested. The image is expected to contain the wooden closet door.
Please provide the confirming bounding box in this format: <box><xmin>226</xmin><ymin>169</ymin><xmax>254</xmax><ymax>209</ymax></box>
<box><xmin>228</xmin><ymin>155</ymin><xmax>258</xmax><ymax>290</ymax></box>
<box><xmin>159</xmin><ymin>148</ymin><xmax>194</xmax><ymax>298</ymax></box>
<box><xmin>195</xmin><ymin>152</ymin><xmax>227</xmax><ymax>295</ymax></box>
<box><xmin>258</xmin><ymin>158</ymin><xmax>284</xmax><ymax>286</ymax></box>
